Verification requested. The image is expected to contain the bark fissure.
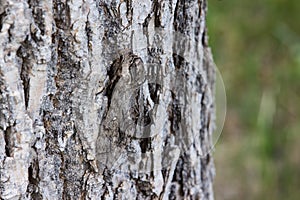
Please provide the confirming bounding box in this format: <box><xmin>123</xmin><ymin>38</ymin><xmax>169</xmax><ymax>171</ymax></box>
<box><xmin>3</xmin><ymin>126</ymin><xmax>12</xmax><ymax>157</ymax></box>
<box><xmin>17</xmin><ymin>38</ymin><xmax>32</xmax><ymax>110</ymax></box>
<box><xmin>104</xmin><ymin>56</ymin><xmax>123</xmax><ymax>114</ymax></box>
<box><xmin>26</xmin><ymin>158</ymin><xmax>42</xmax><ymax>199</ymax></box>
<box><xmin>0</xmin><ymin>11</ymin><xmax>7</xmax><ymax>33</ymax></box>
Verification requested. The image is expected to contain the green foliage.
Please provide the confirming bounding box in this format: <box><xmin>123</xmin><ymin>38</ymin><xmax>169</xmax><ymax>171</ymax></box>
<box><xmin>207</xmin><ymin>0</ymin><xmax>300</xmax><ymax>199</ymax></box>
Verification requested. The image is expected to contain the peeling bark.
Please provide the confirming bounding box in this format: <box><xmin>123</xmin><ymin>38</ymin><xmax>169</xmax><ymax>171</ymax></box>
<box><xmin>0</xmin><ymin>0</ymin><xmax>215</xmax><ymax>199</ymax></box>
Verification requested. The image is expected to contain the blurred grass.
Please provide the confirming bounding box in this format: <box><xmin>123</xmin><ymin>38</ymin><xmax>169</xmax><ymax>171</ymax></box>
<box><xmin>207</xmin><ymin>0</ymin><xmax>300</xmax><ymax>199</ymax></box>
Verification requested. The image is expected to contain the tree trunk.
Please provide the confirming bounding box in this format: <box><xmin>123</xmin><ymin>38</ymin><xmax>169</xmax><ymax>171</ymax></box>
<box><xmin>0</xmin><ymin>0</ymin><xmax>215</xmax><ymax>199</ymax></box>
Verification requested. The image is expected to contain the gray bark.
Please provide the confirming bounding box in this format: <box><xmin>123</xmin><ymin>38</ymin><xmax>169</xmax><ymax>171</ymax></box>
<box><xmin>0</xmin><ymin>0</ymin><xmax>215</xmax><ymax>199</ymax></box>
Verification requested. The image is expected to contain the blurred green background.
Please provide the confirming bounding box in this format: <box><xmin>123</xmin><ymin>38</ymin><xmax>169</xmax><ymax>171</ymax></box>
<box><xmin>207</xmin><ymin>0</ymin><xmax>300</xmax><ymax>199</ymax></box>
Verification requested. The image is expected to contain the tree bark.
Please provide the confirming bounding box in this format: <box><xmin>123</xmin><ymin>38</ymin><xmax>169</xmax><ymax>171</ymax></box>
<box><xmin>0</xmin><ymin>0</ymin><xmax>215</xmax><ymax>199</ymax></box>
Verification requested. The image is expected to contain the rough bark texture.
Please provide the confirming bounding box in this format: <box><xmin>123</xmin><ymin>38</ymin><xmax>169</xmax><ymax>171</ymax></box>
<box><xmin>0</xmin><ymin>0</ymin><xmax>215</xmax><ymax>199</ymax></box>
